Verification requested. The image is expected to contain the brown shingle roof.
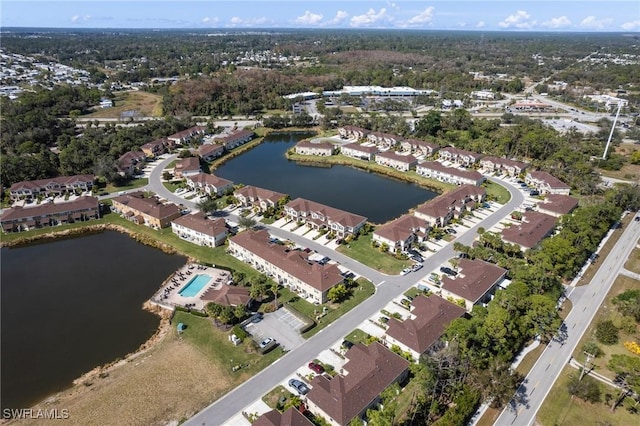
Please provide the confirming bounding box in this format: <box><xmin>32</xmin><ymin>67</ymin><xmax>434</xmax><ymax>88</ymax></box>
<box><xmin>235</xmin><ymin>185</ymin><xmax>286</xmax><ymax>204</ymax></box>
<box><xmin>9</xmin><ymin>174</ymin><xmax>94</xmax><ymax>192</ymax></box>
<box><xmin>172</xmin><ymin>213</ymin><xmax>227</xmax><ymax>238</ymax></box>
<box><xmin>340</xmin><ymin>142</ymin><xmax>378</xmax><ymax>154</ymax></box>
<box><xmin>538</xmin><ymin>194</ymin><xmax>578</xmax><ymax>215</ymax></box>
<box><xmin>285</xmin><ymin>198</ymin><xmax>366</xmax><ymax>229</ymax></box>
<box><xmin>254</xmin><ymin>408</ymin><xmax>314</xmax><ymax>426</ymax></box>
<box><xmin>385</xmin><ymin>295</ymin><xmax>465</xmax><ymax>354</ymax></box>
<box><xmin>200</xmin><ymin>284</ymin><xmax>251</xmax><ymax>307</ymax></box>
<box><xmin>112</xmin><ymin>192</ymin><xmax>181</xmax><ymax>220</ymax></box>
<box><xmin>230</xmin><ymin>230</ymin><xmax>343</xmax><ymax>292</ymax></box>
<box><xmin>175</xmin><ymin>157</ymin><xmax>201</xmax><ymax>172</ymax></box>
<box><xmin>187</xmin><ymin>173</ymin><xmax>233</xmax><ymax>189</ymax></box>
<box><xmin>1</xmin><ymin>196</ymin><xmax>99</xmax><ymax>222</ymax></box>
<box><xmin>529</xmin><ymin>171</ymin><xmax>570</xmax><ymax>190</ymax></box>
<box><xmin>376</xmin><ymin>150</ymin><xmax>417</xmax><ymax>164</ymax></box>
<box><xmin>441</xmin><ymin>258</ymin><xmax>507</xmax><ymax>303</ymax></box>
<box><xmin>414</xmin><ymin>185</ymin><xmax>485</xmax><ymax>219</ymax></box>
<box><xmin>308</xmin><ymin>342</ymin><xmax>409</xmax><ymax>425</ymax></box>
<box><xmin>198</xmin><ymin>144</ymin><xmax>224</xmax><ymax>157</ymax></box>
<box><xmin>417</xmin><ymin>161</ymin><xmax>484</xmax><ymax>182</ymax></box>
<box><xmin>296</xmin><ymin>140</ymin><xmax>334</xmax><ymax>150</ymax></box>
<box><xmin>501</xmin><ymin>211</ymin><xmax>557</xmax><ymax>249</ymax></box>
<box><xmin>374</xmin><ymin>214</ymin><xmax>427</xmax><ymax>243</ymax></box>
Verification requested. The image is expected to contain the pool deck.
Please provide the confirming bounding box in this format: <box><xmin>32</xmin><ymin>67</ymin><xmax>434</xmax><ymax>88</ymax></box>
<box><xmin>153</xmin><ymin>263</ymin><xmax>231</xmax><ymax>311</ymax></box>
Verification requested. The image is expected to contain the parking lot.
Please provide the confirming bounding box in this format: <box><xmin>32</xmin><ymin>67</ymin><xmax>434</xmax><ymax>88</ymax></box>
<box><xmin>243</xmin><ymin>307</ymin><xmax>306</xmax><ymax>351</ymax></box>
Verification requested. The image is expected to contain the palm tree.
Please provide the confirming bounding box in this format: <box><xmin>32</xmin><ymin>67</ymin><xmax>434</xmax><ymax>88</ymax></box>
<box><xmin>238</xmin><ymin>216</ymin><xmax>257</xmax><ymax>229</ymax></box>
<box><xmin>196</xmin><ymin>197</ymin><xmax>218</xmax><ymax>216</ymax></box>
<box><xmin>270</xmin><ymin>280</ymin><xmax>279</xmax><ymax>309</ymax></box>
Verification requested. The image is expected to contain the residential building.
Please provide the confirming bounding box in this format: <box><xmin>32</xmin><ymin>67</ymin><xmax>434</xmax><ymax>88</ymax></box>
<box><xmin>214</xmin><ymin>129</ymin><xmax>255</xmax><ymax>150</ymax></box>
<box><xmin>295</xmin><ymin>140</ymin><xmax>334</xmax><ymax>156</ymax></box>
<box><xmin>9</xmin><ymin>174</ymin><xmax>94</xmax><ymax>201</ymax></box>
<box><xmin>1</xmin><ymin>196</ymin><xmax>100</xmax><ymax>233</ymax></box>
<box><xmin>375</xmin><ymin>151</ymin><xmax>417</xmax><ymax>172</ymax></box>
<box><xmin>234</xmin><ymin>185</ymin><xmax>287</xmax><ymax>212</ymax></box>
<box><xmin>254</xmin><ymin>408</ymin><xmax>313</xmax><ymax>426</ymax></box>
<box><xmin>501</xmin><ymin>211</ymin><xmax>557</xmax><ymax>250</ymax></box>
<box><xmin>399</xmin><ymin>139</ymin><xmax>439</xmax><ymax>157</ymax></box>
<box><xmin>185</xmin><ymin>173</ymin><xmax>234</xmax><ymax>197</ymax></box>
<box><xmin>536</xmin><ymin>194</ymin><xmax>579</xmax><ymax>217</ymax></box>
<box><xmin>111</xmin><ymin>192</ymin><xmax>181</xmax><ymax>229</ymax></box>
<box><xmin>116</xmin><ymin>151</ymin><xmax>146</xmax><ymax>177</ymax></box>
<box><xmin>174</xmin><ymin>157</ymin><xmax>201</xmax><ymax>178</ymax></box>
<box><xmin>171</xmin><ymin>213</ymin><xmax>228</xmax><ymax>247</ymax></box>
<box><xmin>198</xmin><ymin>143</ymin><xmax>224</xmax><ymax>162</ymax></box>
<box><xmin>413</xmin><ymin>185</ymin><xmax>486</xmax><ymax>227</ymax></box>
<box><xmin>167</xmin><ymin>126</ymin><xmax>206</xmax><ymax>145</ymax></box>
<box><xmin>416</xmin><ymin>161</ymin><xmax>485</xmax><ymax>186</ymax></box>
<box><xmin>438</xmin><ymin>147</ymin><xmax>481</xmax><ymax>167</ymax></box>
<box><xmin>367</xmin><ymin>132</ymin><xmax>399</xmax><ymax>149</ymax></box>
<box><xmin>339</xmin><ymin>142</ymin><xmax>378</xmax><ymax>161</ymax></box>
<box><xmin>141</xmin><ymin>138</ymin><xmax>171</xmax><ymax>158</ymax></box>
<box><xmin>479</xmin><ymin>156</ymin><xmax>528</xmax><ymax>177</ymax></box>
<box><xmin>338</xmin><ymin>126</ymin><xmax>370</xmax><ymax>140</ymax></box>
<box><xmin>284</xmin><ymin>198</ymin><xmax>367</xmax><ymax>238</ymax></box>
<box><xmin>229</xmin><ymin>229</ymin><xmax>344</xmax><ymax>303</ymax></box>
<box><xmin>306</xmin><ymin>342</ymin><xmax>409</xmax><ymax>426</ymax></box>
<box><xmin>384</xmin><ymin>295</ymin><xmax>466</xmax><ymax>361</ymax></box>
<box><xmin>439</xmin><ymin>259</ymin><xmax>507</xmax><ymax>311</ymax></box>
<box><xmin>372</xmin><ymin>214</ymin><xmax>429</xmax><ymax>253</ymax></box>
<box><xmin>525</xmin><ymin>171</ymin><xmax>571</xmax><ymax>195</ymax></box>
<box><xmin>200</xmin><ymin>284</ymin><xmax>252</xmax><ymax>308</ymax></box>
<box><xmin>99</xmin><ymin>98</ymin><xmax>113</xmax><ymax>108</ymax></box>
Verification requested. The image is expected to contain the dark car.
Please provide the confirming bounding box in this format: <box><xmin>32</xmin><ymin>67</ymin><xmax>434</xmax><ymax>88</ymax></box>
<box><xmin>529</xmin><ymin>190</ymin><xmax>540</xmax><ymax>196</ymax></box>
<box><xmin>440</xmin><ymin>266</ymin><xmax>457</xmax><ymax>276</ymax></box>
<box><xmin>342</xmin><ymin>340</ymin><xmax>354</xmax><ymax>350</ymax></box>
<box><xmin>308</xmin><ymin>362</ymin><xmax>325</xmax><ymax>374</ymax></box>
<box><xmin>446</xmin><ymin>228</ymin><xmax>457</xmax><ymax>234</ymax></box>
<box><xmin>288</xmin><ymin>379</ymin><xmax>310</xmax><ymax>395</ymax></box>
<box><xmin>250</xmin><ymin>313</ymin><xmax>263</xmax><ymax>323</ymax></box>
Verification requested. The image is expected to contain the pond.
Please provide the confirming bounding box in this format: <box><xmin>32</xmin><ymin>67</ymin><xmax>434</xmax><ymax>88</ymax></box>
<box><xmin>215</xmin><ymin>132</ymin><xmax>437</xmax><ymax>224</ymax></box>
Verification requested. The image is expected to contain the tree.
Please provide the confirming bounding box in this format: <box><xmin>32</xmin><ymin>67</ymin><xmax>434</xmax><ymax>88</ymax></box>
<box><xmin>470</xmin><ymin>359</ymin><xmax>522</xmax><ymax>409</ymax></box>
<box><xmin>567</xmin><ymin>373</ymin><xmax>601</xmax><ymax>403</ymax></box>
<box><xmin>196</xmin><ymin>197</ymin><xmax>218</xmax><ymax>216</ymax></box>
<box><xmin>234</xmin><ymin>304</ymin><xmax>247</xmax><ymax>321</ymax></box>
<box><xmin>238</xmin><ymin>216</ymin><xmax>257</xmax><ymax>230</ymax></box>
<box><xmin>327</xmin><ymin>284</ymin><xmax>349</xmax><ymax>303</ymax></box>
<box><xmin>595</xmin><ymin>320</ymin><xmax>619</xmax><ymax>345</ymax></box>
<box><xmin>414</xmin><ymin>110</ymin><xmax>442</xmax><ymax>137</ymax></box>
<box><xmin>270</xmin><ymin>280</ymin><xmax>279</xmax><ymax>309</ymax></box>
<box><xmin>250</xmin><ymin>280</ymin><xmax>268</xmax><ymax>301</ymax></box>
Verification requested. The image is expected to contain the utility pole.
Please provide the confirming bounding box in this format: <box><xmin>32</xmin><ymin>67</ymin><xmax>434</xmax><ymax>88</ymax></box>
<box><xmin>579</xmin><ymin>351</ymin><xmax>596</xmax><ymax>381</ymax></box>
<box><xmin>602</xmin><ymin>102</ymin><xmax>623</xmax><ymax>160</ymax></box>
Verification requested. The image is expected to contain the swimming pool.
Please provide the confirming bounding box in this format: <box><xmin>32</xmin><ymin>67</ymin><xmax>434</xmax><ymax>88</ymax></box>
<box><xmin>178</xmin><ymin>274</ymin><xmax>211</xmax><ymax>297</ymax></box>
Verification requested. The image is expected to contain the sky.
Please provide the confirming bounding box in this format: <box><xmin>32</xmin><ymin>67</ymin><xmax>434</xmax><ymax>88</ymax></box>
<box><xmin>2</xmin><ymin>1</ymin><xmax>639</xmax><ymax>32</ymax></box>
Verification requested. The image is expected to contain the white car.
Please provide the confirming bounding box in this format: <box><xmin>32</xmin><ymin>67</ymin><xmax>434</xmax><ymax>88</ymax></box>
<box><xmin>400</xmin><ymin>268</ymin><xmax>412</xmax><ymax>276</ymax></box>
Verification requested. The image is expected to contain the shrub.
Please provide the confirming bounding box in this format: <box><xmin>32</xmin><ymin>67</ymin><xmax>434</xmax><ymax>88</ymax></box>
<box><xmin>624</xmin><ymin>341</ymin><xmax>640</xmax><ymax>356</ymax></box>
<box><xmin>595</xmin><ymin>320</ymin><xmax>619</xmax><ymax>345</ymax></box>
<box><xmin>567</xmin><ymin>374</ymin><xmax>601</xmax><ymax>403</ymax></box>
<box><xmin>232</xmin><ymin>325</ymin><xmax>248</xmax><ymax>340</ymax></box>
<box><xmin>582</xmin><ymin>341</ymin><xmax>603</xmax><ymax>358</ymax></box>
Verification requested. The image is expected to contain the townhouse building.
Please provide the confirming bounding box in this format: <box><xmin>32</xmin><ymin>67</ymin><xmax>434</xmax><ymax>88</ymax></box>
<box><xmin>174</xmin><ymin>157</ymin><xmax>201</xmax><ymax>178</ymax></box>
<box><xmin>374</xmin><ymin>151</ymin><xmax>417</xmax><ymax>172</ymax></box>
<box><xmin>479</xmin><ymin>156</ymin><xmax>528</xmax><ymax>177</ymax></box>
<box><xmin>295</xmin><ymin>140</ymin><xmax>335</xmax><ymax>156</ymax></box>
<box><xmin>214</xmin><ymin>129</ymin><xmax>255</xmax><ymax>150</ymax></box>
<box><xmin>338</xmin><ymin>126</ymin><xmax>370</xmax><ymax>140</ymax></box>
<box><xmin>384</xmin><ymin>295</ymin><xmax>466</xmax><ymax>361</ymax></box>
<box><xmin>306</xmin><ymin>342</ymin><xmax>409</xmax><ymax>426</ymax></box>
<box><xmin>116</xmin><ymin>151</ymin><xmax>146</xmax><ymax>177</ymax></box>
<box><xmin>198</xmin><ymin>143</ymin><xmax>225</xmax><ymax>162</ymax></box>
<box><xmin>339</xmin><ymin>142</ymin><xmax>378</xmax><ymax>161</ymax></box>
<box><xmin>367</xmin><ymin>132</ymin><xmax>399</xmax><ymax>149</ymax></box>
<box><xmin>229</xmin><ymin>229</ymin><xmax>344</xmax><ymax>304</ymax></box>
<box><xmin>372</xmin><ymin>214</ymin><xmax>429</xmax><ymax>253</ymax></box>
<box><xmin>254</xmin><ymin>408</ymin><xmax>314</xmax><ymax>426</ymax></box>
<box><xmin>438</xmin><ymin>259</ymin><xmax>507</xmax><ymax>311</ymax></box>
<box><xmin>438</xmin><ymin>147</ymin><xmax>481</xmax><ymax>167</ymax></box>
<box><xmin>141</xmin><ymin>138</ymin><xmax>173</xmax><ymax>158</ymax></box>
<box><xmin>536</xmin><ymin>194</ymin><xmax>579</xmax><ymax>217</ymax></box>
<box><xmin>171</xmin><ymin>213</ymin><xmax>228</xmax><ymax>247</ymax></box>
<box><xmin>234</xmin><ymin>185</ymin><xmax>287</xmax><ymax>212</ymax></box>
<box><xmin>525</xmin><ymin>171</ymin><xmax>571</xmax><ymax>195</ymax></box>
<box><xmin>416</xmin><ymin>161</ymin><xmax>485</xmax><ymax>186</ymax></box>
<box><xmin>1</xmin><ymin>196</ymin><xmax>100</xmax><ymax>233</ymax></box>
<box><xmin>413</xmin><ymin>185</ymin><xmax>486</xmax><ymax>228</ymax></box>
<box><xmin>167</xmin><ymin>126</ymin><xmax>206</xmax><ymax>145</ymax></box>
<box><xmin>501</xmin><ymin>211</ymin><xmax>557</xmax><ymax>250</ymax></box>
<box><xmin>185</xmin><ymin>173</ymin><xmax>234</xmax><ymax>197</ymax></box>
<box><xmin>284</xmin><ymin>198</ymin><xmax>367</xmax><ymax>238</ymax></box>
<box><xmin>9</xmin><ymin>175</ymin><xmax>95</xmax><ymax>201</ymax></box>
<box><xmin>399</xmin><ymin>139</ymin><xmax>439</xmax><ymax>157</ymax></box>
<box><xmin>111</xmin><ymin>192</ymin><xmax>181</xmax><ymax>229</ymax></box>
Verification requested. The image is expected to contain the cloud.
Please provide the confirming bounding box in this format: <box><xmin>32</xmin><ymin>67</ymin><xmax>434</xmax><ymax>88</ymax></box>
<box><xmin>71</xmin><ymin>15</ymin><xmax>91</xmax><ymax>24</ymax></box>
<box><xmin>386</xmin><ymin>1</ymin><xmax>399</xmax><ymax>10</ymax></box>
<box><xmin>621</xmin><ymin>20</ymin><xmax>640</xmax><ymax>30</ymax></box>
<box><xmin>350</xmin><ymin>8</ymin><xmax>387</xmax><ymax>27</ymax></box>
<box><xmin>327</xmin><ymin>10</ymin><xmax>349</xmax><ymax>26</ymax></box>
<box><xmin>499</xmin><ymin>10</ymin><xmax>536</xmax><ymax>29</ymax></box>
<box><xmin>542</xmin><ymin>16</ymin><xmax>571</xmax><ymax>29</ymax></box>
<box><xmin>579</xmin><ymin>16</ymin><xmax>613</xmax><ymax>30</ymax></box>
<box><xmin>476</xmin><ymin>21</ymin><xmax>486</xmax><ymax>28</ymax></box>
<box><xmin>295</xmin><ymin>11</ymin><xmax>323</xmax><ymax>26</ymax></box>
<box><xmin>202</xmin><ymin>17</ymin><xmax>219</xmax><ymax>25</ymax></box>
<box><xmin>407</xmin><ymin>7</ymin><xmax>435</xmax><ymax>26</ymax></box>
<box><xmin>228</xmin><ymin>16</ymin><xmax>270</xmax><ymax>27</ymax></box>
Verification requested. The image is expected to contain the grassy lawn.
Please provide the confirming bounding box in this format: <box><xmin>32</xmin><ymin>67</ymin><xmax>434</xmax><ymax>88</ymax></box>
<box><xmin>624</xmin><ymin>247</ymin><xmax>640</xmax><ymax>274</ymax></box>
<box><xmin>514</xmin><ymin>343</ymin><xmax>545</xmax><ymax>377</ymax></box>
<box><xmin>103</xmin><ymin>178</ymin><xmax>149</xmax><ymax>193</ymax></box>
<box><xmin>483</xmin><ymin>180</ymin><xmax>511</xmax><ymax>204</ymax></box>
<box><xmin>337</xmin><ymin>233</ymin><xmax>411</xmax><ymax>275</ymax></box>
<box><xmin>262</xmin><ymin>385</ymin><xmax>295</xmax><ymax>411</ymax></box>
<box><xmin>278</xmin><ymin>278</ymin><xmax>376</xmax><ymax>338</ymax></box>
<box><xmin>82</xmin><ymin>91</ymin><xmax>163</xmax><ymax>118</ymax></box>
<box><xmin>172</xmin><ymin>310</ymin><xmax>285</xmax><ymax>384</ymax></box>
<box><xmin>536</xmin><ymin>367</ymin><xmax>639</xmax><ymax>426</ymax></box>
<box><xmin>404</xmin><ymin>287</ymin><xmax>427</xmax><ymax>300</ymax></box>
<box><xmin>162</xmin><ymin>181</ymin><xmax>185</xmax><ymax>194</ymax></box>
<box><xmin>344</xmin><ymin>328</ymin><xmax>373</xmax><ymax>345</ymax></box>
<box><xmin>572</xmin><ymin>275</ymin><xmax>640</xmax><ymax>381</ymax></box>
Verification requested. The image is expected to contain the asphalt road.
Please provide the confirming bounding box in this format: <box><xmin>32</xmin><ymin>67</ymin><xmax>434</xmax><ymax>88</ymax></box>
<box><xmin>177</xmin><ymin>176</ymin><xmax>524</xmax><ymax>426</ymax></box>
<box><xmin>494</xmin><ymin>215</ymin><xmax>640</xmax><ymax>426</ymax></box>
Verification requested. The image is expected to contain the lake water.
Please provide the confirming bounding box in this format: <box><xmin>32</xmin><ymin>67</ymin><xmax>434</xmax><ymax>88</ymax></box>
<box><xmin>0</xmin><ymin>231</ymin><xmax>186</xmax><ymax>410</ymax></box>
<box><xmin>216</xmin><ymin>132</ymin><xmax>437</xmax><ymax>224</ymax></box>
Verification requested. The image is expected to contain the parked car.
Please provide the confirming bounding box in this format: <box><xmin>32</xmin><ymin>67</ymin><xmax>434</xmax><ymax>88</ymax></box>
<box><xmin>446</xmin><ymin>228</ymin><xmax>457</xmax><ymax>234</ymax></box>
<box><xmin>411</xmin><ymin>263</ymin><xmax>423</xmax><ymax>272</ymax></box>
<box><xmin>440</xmin><ymin>266</ymin><xmax>457</xmax><ymax>276</ymax></box>
<box><xmin>401</xmin><ymin>268</ymin><xmax>412</xmax><ymax>276</ymax></box>
<box><xmin>342</xmin><ymin>340</ymin><xmax>354</xmax><ymax>350</ymax></box>
<box><xmin>259</xmin><ymin>337</ymin><xmax>274</xmax><ymax>349</ymax></box>
<box><xmin>529</xmin><ymin>190</ymin><xmax>540</xmax><ymax>196</ymax></box>
<box><xmin>410</xmin><ymin>255</ymin><xmax>424</xmax><ymax>263</ymax></box>
<box><xmin>288</xmin><ymin>379</ymin><xmax>310</xmax><ymax>395</ymax></box>
<box><xmin>250</xmin><ymin>313</ymin><xmax>263</xmax><ymax>323</ymax></box>
<box><xmin>308</xmin><ymin>362</ymin><xmax>325</xmax><ymax>374</ymax></box>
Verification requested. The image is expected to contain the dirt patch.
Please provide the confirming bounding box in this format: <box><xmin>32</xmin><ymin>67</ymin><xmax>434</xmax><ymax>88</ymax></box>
<box><xmin>10</xmin><ymin>329</ymin><xmax>230</xmax><ymax>426</ymax></box>
<box><xmin>85</xmin><ymin>91</ymin><xmax>163</xmax><ymax>119</ymax></box>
